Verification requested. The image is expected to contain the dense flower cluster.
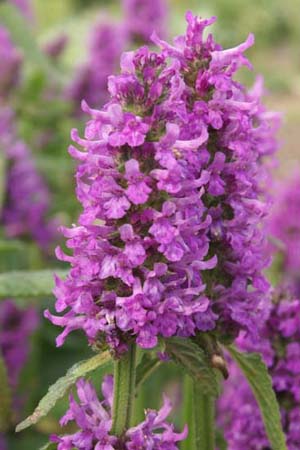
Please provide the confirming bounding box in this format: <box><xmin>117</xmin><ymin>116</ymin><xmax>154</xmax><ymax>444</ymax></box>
<box><xmin>0</xmin><ymin>107</ymin><xmax>56</xmax><ymax>249</ymax></box>
<box><xmin>218</xmin><ymin>291</ymin><xmax>300</xmax><ymax>450</ymax></box>
<box><xmin>0</xmin><ymin>299</ymin><xmax>38</xmax><ymax>389</ymax></box>
<box><xmin>122</xmin><ymin>0</ymin><xmax>168</xmax><ymax>43</ymax></box>
<box><xmin>267</xmin><ymin>172</ymin><xmax>300</xmax><ymax>294</ymax></box>
<box><xmin>51</xmin><ymin>376</ymin><xmax>187</xmax><ymax>449</ymax></box>
<box><xmin>47</xmin><ymin>12</ymin><xmax>279</xmax><ymax>353</ymax></box>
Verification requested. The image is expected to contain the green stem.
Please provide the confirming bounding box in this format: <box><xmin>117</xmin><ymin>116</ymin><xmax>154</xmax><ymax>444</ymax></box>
<box><xmin>181</xmin><ymin>375</ymin><xmax>195</xmax><ymax>450</ymax></box>
<box><xmin>193</xmin><ymin>381</ymin><xmax>215</xmax><ymax>450</ymax></box>
<box><xmin>111</xmin><ymin>344</ymin><xmax>137</xmax><ymax>436</ymax></box>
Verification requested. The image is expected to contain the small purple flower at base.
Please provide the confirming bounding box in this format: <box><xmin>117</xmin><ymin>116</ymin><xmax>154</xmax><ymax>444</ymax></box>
<box><xmin>217</xmin><ymin>290</ymin><xmax>300</xmax><ymax>449</ymax></box>
<box><xmin>51</xmin><ymin>376</ymin><xmax>187</xmax><ymax>450</ymax></box>
<box><xmin>48</xmin><ymin>12</ymin><xmax>279</xmax><ymax>354</ymax></box>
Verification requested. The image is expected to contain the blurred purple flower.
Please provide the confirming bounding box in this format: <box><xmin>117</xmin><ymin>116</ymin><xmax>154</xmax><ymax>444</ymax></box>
<box><xmin>218</xmin><ymin>290</ymin><xmax>300</xmax><ymax>449</ymax></box>
<box><xmin>267</xmin><ymin>172</ymin><xmax>300</xmax><ymax>294</ymax></box>
<box><xmin>0</xmin><ymin>26</ymin><xmax>22</xmax><ymax>98</ymax></box>
<box><xmin>0</xmin><ymin>107</ymin><xmax>57</xmax><ymax>250</ymax></box>
<box><xmin>51</xmin><ymin>376</ymin><xmax>187</xmax><ymax>449</ymax></box>
<box><xmin>0</xmin><ymin>300</ymin><xmax>38</xmax><ymax>389</ymax></box>
<box><xmin>67</xmin><ymin>19</ymin><xmax>126</xmax><ymax>113</ymax></box>
<box><xmin>43</xmin><ymin>33</ymin><xmax>68</xmax><ymax>61</ymax></box>
<box><xmin>9</xmin><ymin>0</ymin><xmax>33</xmax><ymax>20</ymax></box>
<box><xmin>47</xmin><ymin>13</ymin><xmax>279</xmax><ymax>353</ymax></box>
<box><xmin>122</xmin><ymin>0</ymin><xmax>168</xmax><ymax>43</ymax></box>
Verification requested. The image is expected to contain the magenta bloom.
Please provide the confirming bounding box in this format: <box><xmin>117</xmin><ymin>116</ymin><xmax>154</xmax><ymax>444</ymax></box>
<box><xmin>122</xmin><ymin>0</ymin><xmax>168</xmax><ymax>43</ymax></box>
<box><xmin>218</xmin><ymin>290</ymin><xmax>300</xmax><ymax>450</ymax></box>
<box><xmin>47</xmin><ymin>13</ymin><xmax>279</xmax><ymax>353</ymax></box>
<box><xmin>51</xmin><ymin>376</ymin><xmax>187</xmax><ymax>449</ymax></box>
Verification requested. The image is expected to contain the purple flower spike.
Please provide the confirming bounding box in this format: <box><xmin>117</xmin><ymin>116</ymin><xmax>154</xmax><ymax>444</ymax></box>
<box><xmin>51</xmin><ymin>377</ymin><xmax>187</xmax><ymax>449</ymax></box>
<box><xmin>48</xmin><ymin>13</ymin><xmax>279</xmax><ymax>354</ymax></box>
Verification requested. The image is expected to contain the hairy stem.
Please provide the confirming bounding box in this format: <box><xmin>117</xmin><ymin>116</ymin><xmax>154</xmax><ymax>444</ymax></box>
<box><xmin>111</xmin><ymin>344</ymin><xmax>137</xmax><ymax>436</ymax></box>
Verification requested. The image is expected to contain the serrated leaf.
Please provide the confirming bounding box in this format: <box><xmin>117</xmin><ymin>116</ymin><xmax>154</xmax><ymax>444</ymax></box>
<box><xmin>0</xmin><ymin>352</ymin><xmax>12</xmax><ymax>432</ymax></box>
<box><xmin>0</xmin><ymin>3</ymin><xmax>61</xmax><ymax>82</ymax></box>
<box><xmin>166</xmin><ymin>338</ymin><xmax>219</xmax><ymax>397</ymax></box>
<box><xmin>0</xmin><ymin>269</ymin><xmax>68</xmax><ymax>299</ymax></box>
<box><xmin>227</xmin><ymin>345</ymin><xmax>287</xmax><ymax>450</ymax></box>
<box><xmin>16</xmin><ymin>351</ymin><xmax>111</xmax><ymax>432</ymax></box>
<box><xmin>136</xmin><ymin>353</ymin><xmax>161</xmax><ymax>389</ymax></box>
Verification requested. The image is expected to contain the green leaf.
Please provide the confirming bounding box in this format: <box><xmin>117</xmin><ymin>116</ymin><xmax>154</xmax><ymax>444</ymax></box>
<box><xmin>227</xmin><ymin>346</ymin><xmax>287</xmax><ymax>450</ymax></box>
<box><xmin>0</xmin><ymin>3</ymin><xmax>61</xmax><ymax>82</ymax></box>
<box><xmin>135</xmin><ymin>353</ymin><xmax>161</xmax><ymax>390</ymax></box>
<box><xmin>16</xmin><ymin>351</ymin><xmax>111</xmax><ymax>432</ymax></box>
<box><xmin>0</xmin><ymin>269</ymin><xmax>68</xmax><ymax>299</ymax></box>
<box><xmin>0</xmin><ymin>240</ymin><xmax>42</xmax><ymax>272</ymax></box>
<box><xmin>39</xmin><ymin>443</ymin><xmax>57</xmax><ymax>450</ymax></box>
<box><xmin>166</xmin><ymin>338</ymin><xmax>219</xmax><ymax>397</ymax></box>
<box><xmin>0</xmin><ymin>352</ymin><xmax>12</xmax><ymax>432</ymax></box>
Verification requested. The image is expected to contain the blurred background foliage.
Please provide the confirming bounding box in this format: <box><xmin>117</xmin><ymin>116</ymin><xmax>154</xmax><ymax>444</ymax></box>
<box><xmin>1</xmin><ymin>0</ymin><xmax>299</xmax><ymax>448</ymax></box>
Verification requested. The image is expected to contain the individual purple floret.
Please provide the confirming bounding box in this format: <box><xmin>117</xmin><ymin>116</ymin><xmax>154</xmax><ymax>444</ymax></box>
<box><xmin>67</xmin><ymin>19</ymin><xmax>126</xmax><ymax>112</ymax></box>
<box><xmin>122</xmin><ymin>0</ymin><xmax>168</xmax><ymax>43</ymax></box>
<box><xmin>51</xmin><ymin>376</ymin><xmax>187</xmax><ymax>449</ymax></box>
<box><xmin>218</xmin><ymin>290</ymin><xmax>300</xmax><ymax>450</ymax></box>
<box><xmin>267</xmin><ymin>172</ymin><xmax>300</xmax><ymax>294</ymax></box>
<box><xmin>47</xmin><ymin>13</ymin><xmax>279</xmax><ymax>354</ymax></box>
<box><xmin>0</xmin><ymin>26</ymin><xmax>22</xmax><ymax>98</ymax></box>
<box><xmin>0</xmin><ymin>107</ymin><xmax>57</xmax><ymax>250</ymax></box>
<box><xmin>0</xmin><ymin>299</ymin><xmax>38</xmax><ymax>389</ymax></box>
